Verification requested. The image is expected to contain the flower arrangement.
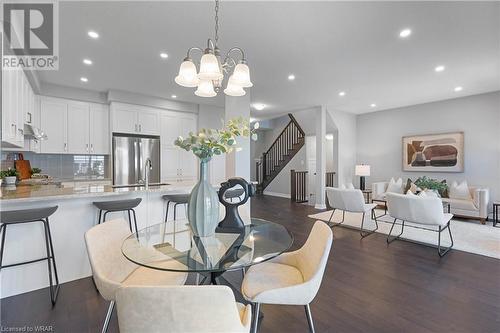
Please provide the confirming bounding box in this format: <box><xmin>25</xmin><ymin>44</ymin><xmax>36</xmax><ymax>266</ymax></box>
<box><xmin>174</xmin><ymin>117</ymin><xmax>258</xmax><ymax>161</ymax></box>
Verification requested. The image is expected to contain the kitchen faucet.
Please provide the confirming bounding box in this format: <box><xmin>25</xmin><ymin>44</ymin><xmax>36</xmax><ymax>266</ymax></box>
<box><xmin>144</xmin><ymin>158</ymin><xmax>153</xmax><ymax>190</ymax></box>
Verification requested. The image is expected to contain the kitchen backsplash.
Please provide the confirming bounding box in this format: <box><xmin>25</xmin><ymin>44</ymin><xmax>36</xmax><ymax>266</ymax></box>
<box><xmin>1</xmin><ymin>152</ymin><xmax>110</xmax><ymax>180</ymax></box>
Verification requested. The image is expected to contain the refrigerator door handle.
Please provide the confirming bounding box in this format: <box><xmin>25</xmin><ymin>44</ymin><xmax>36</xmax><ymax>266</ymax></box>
<box><xmin>138</xmin><ymin>139</ymin><xmax>143</xmax><ymax>183</ymax></box>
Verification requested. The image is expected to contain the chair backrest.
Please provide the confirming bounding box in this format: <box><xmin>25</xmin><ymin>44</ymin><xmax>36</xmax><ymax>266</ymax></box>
<box><xmin>326</xmin><ymin>187</ymin><xmax>366</xmax><ymax>212</ymax></box>
<box><xmin>386</xmin><ymin>193</ymin><xmax>447</xmax><ymax>226</ymax></box>
<box><xmin>294</xmin><ymin>221</ymin><xmax>333</xmax><ymax>304</ymax></box>
<box><xmin>84</xmin><ymin>218</ymin><xmax>137</xmax><ymax>301</ymax></box>
<box><xmin>116</xmin><ymin>285</ymin><xmax>251</xmax><ymax>333</ymax></box>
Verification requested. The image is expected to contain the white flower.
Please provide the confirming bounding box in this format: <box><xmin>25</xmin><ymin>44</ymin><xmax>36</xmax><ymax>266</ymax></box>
<box><xmin>251</xmin><ymin>133</ymin><xmax>258</xmax><ymax>141</ymax></box>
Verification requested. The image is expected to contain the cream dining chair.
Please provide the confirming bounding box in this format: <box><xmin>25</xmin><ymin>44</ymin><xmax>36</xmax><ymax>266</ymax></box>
<box><xmin>325</xmin><ymin>187</ymin><xmax>379</xmax><ymax>238</ymax></box>
<box><xmin>84</xmin><ymin>218</ymin><xmax>188</xmax><ymax>333</ymax></box>
<box><xmin>241</xmin><ymin>221</ymin><xmax>333</xmax><ymax>333</ymax></box>
<box><xmin>116</xmin><ymin>285</ymin><xmax>252</xmax><ymax>333</ymax></box>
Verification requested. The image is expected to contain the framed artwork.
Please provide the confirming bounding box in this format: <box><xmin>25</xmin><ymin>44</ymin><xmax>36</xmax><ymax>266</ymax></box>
<box><xmin>402</xmin><ymin>132</ymin><xmax>464</xmax><ymax>172</ymax></box>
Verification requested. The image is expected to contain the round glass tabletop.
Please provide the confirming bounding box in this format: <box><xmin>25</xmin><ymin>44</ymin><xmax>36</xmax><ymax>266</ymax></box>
<box><xmin>122</xmin><ymin>218</ymin><xmax>294</xmax><ymax>273</ymax></box>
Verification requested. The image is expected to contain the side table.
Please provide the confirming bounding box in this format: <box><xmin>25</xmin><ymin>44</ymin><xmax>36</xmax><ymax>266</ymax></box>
<box><xmin>493</xmin><ymin>202</ymin><xmax>500</xmax><ymax>227</ymax></box>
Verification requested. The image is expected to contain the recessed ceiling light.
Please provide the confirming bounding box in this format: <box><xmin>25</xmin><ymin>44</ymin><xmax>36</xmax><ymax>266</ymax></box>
<box><xmin>171</xmin><ymin>94</ymin><xmax>177</xmax><ymax>98</ymax></box>
<box><xmin>287</xmin><ymin>74</ymin><xmax>295</xmax><ymax>81</ymax></box>
<box><xmin>253</xmin><ymin>103</ymin><xmax>266</xmax><ymax>111</ymax></box>
<box><xmin>160</xmin><ymin>53</ymin><xmax>168</xmax><ymax>59</ymax></box>
<box><xmin>83</xmin><ymin>58</ymin><xmax>92</xmax><ymax>65</ymax></box>
<box><xmin>338</xmin><ymin>91</ymin><xmax>346</xmax><ymax>97</ymax></box>
<box><xmin>399</xmin><ymin>28</ymin><xmax>412</xmax><ymax>38</ymax></box>
<box><xmin>434</xmin><ymin>65</ymin><xmax>445</xmax><ymax>72</ymax></box>
<box><xmin>87</xmin><ymin>31</ymin><xmax>99</xmax><ymax>39</ymax></box>
<box><xmin>370</xmin><ymin>103</ymin><xmax>376</xmax><ymax>108</ymax></box>
<box><xmin>454</xmin><ymin>86</ymin><xmax>463</xmax><ymax>92</ymax></box>
<box><xmin>80</xmin><ymin>77</ymin><xmax>88</xmax><ymax>83</ymax></box>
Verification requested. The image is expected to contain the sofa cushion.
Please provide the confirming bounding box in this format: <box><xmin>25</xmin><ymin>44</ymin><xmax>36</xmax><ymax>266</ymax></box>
<box><xmin>449</xmin><ymin>180</ymin><xmax>472</xmax><ymax>200</ymax></box>
<box><xmin>442</xmin><ymin>197</ymin><xmax>478</xmax><ymax>211</ymax></box>
<box><xmin>387</xmin><ymin>177</ymin><xmax>403</xmax><ymax>194</ymax></box>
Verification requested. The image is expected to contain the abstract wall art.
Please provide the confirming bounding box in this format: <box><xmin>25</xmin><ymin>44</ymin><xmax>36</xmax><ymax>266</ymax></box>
<box><xmin>402</xmin><ymin>132</ymin><xmax>464</xmax><ymax>172</ymax></box>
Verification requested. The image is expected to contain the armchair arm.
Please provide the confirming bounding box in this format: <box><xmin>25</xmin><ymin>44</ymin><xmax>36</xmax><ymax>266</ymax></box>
<box><xmin>471</xmin><ymin>188</ymin><xmax>489</xmax><ymax>218</ymax></box>
<box><xmin>372</xmin><ymin>182</ymin><xmax>388</xmax><ymax>199</ymax></box>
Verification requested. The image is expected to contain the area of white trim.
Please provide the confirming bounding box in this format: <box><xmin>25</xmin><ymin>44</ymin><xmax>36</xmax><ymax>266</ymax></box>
<box><xmin>315</xmin><ymin>203</ymin><xmax>327</xmax><ymax>209</ymax></box>
<box><xmin>263</xmin><ymin>191</ymin><xmax>291</xmax><ymax>199</ymax></box>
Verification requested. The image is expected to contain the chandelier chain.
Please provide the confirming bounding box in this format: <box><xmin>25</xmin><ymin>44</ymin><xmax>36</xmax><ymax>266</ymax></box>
<box><xmin>214</xmin><ymin>0</ymin><xmax>220</xmax><ymax>46</ymax></box>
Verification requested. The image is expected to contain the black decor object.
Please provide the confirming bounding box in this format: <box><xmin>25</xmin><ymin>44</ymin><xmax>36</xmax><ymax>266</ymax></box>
<box><xmin>216</xmin><ymin>177</ymin><xmax>255</xmax><ymax>233</ymax></box>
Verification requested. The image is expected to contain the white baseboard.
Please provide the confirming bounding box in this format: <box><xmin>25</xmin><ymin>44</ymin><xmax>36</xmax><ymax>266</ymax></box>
<box><xmin>263</xmin><ymin>191</ymin><xmax>291</xmax><ymax>199</ymax></box>
<box><xmin>315</xmin><ymin>203</ymin><xmax>327</xmax><ymax>209</ymax></box>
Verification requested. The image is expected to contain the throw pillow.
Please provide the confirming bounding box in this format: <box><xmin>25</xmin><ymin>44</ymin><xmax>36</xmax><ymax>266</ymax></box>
<box><xmin>387</xmin><ymin>177</ymin><xmax>403</xmax><ymax>194</ymax></box>
<box><xmin>438</xmin><ymin>179</ymin><xmax>448</xmax><ymax>198</ymax></box>
<box><xmin>346</xmin><ymin>183</ymin><xmax>355</xmax><ymax>189</ymax></box>
<box><xmin>422</xmin><ymin>190</ymin><xmax>439</xmax><ymax>198</ymax></box>
<box><xmin>449</xmin><ymin>180</ymin><xmax>471</xmax><ymax>200</ymax></box>
<box><xmin>404</xmin><ymin>178</ymin><xmax>419</xmax><ymax>193</ymax></box>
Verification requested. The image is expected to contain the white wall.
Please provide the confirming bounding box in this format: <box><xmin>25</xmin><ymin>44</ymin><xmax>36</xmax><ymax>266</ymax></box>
<box><xmin>357</xmin><ymin>91</ymin><xmax>500</xmax><ymax>206</ymax></box>
<box><xmin>326</xmin><ymin>108</ymin><xmax>357</xmax><ymax>187</ymax></box>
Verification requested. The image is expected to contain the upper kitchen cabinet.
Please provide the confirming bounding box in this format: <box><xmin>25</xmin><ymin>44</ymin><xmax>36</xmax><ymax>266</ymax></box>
<box><xmin>40</xmin><ymin>96</ymin><xmax>109</xmax><ymax>154</ymax></box>
<box><xmin>2</xmin><ymin>68</ymin><xmax>36</xmax><ymax>148</ymax></box>
<box><xmin>110</xmin><ymin>103</ymin><xmax>160</xmax><ymax>136</ymax></box>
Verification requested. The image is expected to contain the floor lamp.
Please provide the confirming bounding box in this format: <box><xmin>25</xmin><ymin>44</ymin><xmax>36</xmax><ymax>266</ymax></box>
<box><xmin>355</xmin><ymin>165</ymin><xmax>370</xmax><ymax>190</ymax></box>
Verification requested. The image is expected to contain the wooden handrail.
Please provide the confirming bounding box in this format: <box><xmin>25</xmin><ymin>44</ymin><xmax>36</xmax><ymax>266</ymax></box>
<box><xmin>288</xmin><ymin>113</ymin><xmax>305</xmax><ymax>136</ymax></box>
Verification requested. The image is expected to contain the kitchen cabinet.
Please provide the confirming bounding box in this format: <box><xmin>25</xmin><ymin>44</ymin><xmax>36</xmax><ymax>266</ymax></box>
<box><xmin>110</xmin><ymin>103</ymin><xmax>160</xmax><ymax>135</ymax></box>
<box><xmin>160</xmin><ymin>112</ymin><xmax>197</xmax><ymax>182</ymax></box>
<box><xmin>40</xmin><ymin>97</ymin><xmax>109</xmax><ymax>154</ymax></box>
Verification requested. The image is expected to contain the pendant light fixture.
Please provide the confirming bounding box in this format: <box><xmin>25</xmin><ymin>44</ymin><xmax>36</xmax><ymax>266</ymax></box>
<box><xmin>174</xmin><ymin>0</ymin><xmax>253</xmax><ymax>97</ymax></box>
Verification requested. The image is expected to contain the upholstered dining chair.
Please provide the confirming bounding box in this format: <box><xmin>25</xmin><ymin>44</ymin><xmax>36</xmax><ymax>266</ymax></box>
<box><xmin>84</xmin><ymin>218</ymin><xmax>187</xmax><ymax>333</ymax></box>
<box><xmin>115</xmin><ymin>285</ymin><xmax>252</xmax><ymax>333</ymax></box>
<box><xmin>325</xmin><ymin>187</ymin><xmax>378</xmax><ymax>238</ymax></box>
<box><xmin>241</xmin><ymin>221</ymin><xmax>333</xmax><ymax>333</ymax></box>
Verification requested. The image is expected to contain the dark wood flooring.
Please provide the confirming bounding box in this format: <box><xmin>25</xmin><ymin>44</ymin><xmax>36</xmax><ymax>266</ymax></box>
<box><xmin>1</xmin><ymin>195</ymin><xmax>499</xmax><ymax>332</ymax></box>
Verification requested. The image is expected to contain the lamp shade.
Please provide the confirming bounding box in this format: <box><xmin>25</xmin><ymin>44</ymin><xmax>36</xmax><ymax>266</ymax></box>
<box><xmin>224</xmin><ymin>75</ymin><xmax>246</xmax><ymax>96</ymax></box>
<box><xmin>195</xmin><ymin>79</ymin><xmax>217</xmax><ymax>97</ymax></box>
<box><xmin>198</xmin><ymin>53</ymin><xmax>223</xmax><ymax>80</ymax></box>
<box><xmin>175</xmin><ymin>60</ymin><xmax>199</xmax><ymax>87</ymax></box>
<box><xmin>355</xmin><ymin>164</ymin><xmax>370</xmax><ymax>176</ymax></box>
<box><xmin>231</xmin><ymin>63</ymin><xmax>253</xmax><ymax>88</ymax></box>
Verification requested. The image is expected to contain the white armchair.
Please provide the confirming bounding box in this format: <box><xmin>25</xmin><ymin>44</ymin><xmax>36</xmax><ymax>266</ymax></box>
<box><xmin>241</xmin><ymin>221</ymin><xmax>333</xmax><ymax>333</ymax></box>
<box><xmin>325</xmin><ymin>187</ymin><xmax>378</xmax><ymax>238</ymax></box>
<box><xmin>386</xmin><ymin>193</ymin><xmax>454</xmax><ymax>257</ymax></box>
<box><xmin>116</xmin><ymin>285</ymin><xmax>252</xmax><ymax>333</ymax></box>
<box><xmin>84</xmin><ymin>218</ymin><xmax>188</xmax><ymax>333</ymax></box>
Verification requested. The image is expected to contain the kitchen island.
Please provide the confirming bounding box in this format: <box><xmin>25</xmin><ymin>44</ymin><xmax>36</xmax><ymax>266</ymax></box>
<box><xmin>0</xmin><ymin>182</ymin><xmax>195</xmax><ymax>298</ymax></box>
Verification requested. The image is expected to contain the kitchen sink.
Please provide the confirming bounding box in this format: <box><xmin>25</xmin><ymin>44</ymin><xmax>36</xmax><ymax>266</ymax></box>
<box><xmin>112</xmin><ymin>182</ymin><xmax>170</xmax><ymax>188</ymax></box>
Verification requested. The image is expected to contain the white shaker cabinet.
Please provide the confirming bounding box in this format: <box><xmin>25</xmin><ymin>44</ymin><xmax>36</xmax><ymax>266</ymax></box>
<box><xmin>160</xmin><ymin>112</ymin><xmax>197</xmax><ymax>182</ymax></box>
<box><xmin>110</xmin><ymin>103</ymin><xmax>160</xmax><ymax>135</ymax></box>
<box><xmin>40</xmin><ymin>97</ymin><xmax>68</xmax><ymax>153</ymax></box>
<box><xmin>67</xmin><ymin>101</ymin><xmax>90</xmax><ymax>154</ymax></box>
<box><xmin>89</xmin><ymin>103</ymin><xmax>110</xmax><ymax>154</ymax></box>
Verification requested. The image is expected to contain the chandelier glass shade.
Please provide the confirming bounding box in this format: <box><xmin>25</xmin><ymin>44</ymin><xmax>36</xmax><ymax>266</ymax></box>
<box><xmin>174</xmin><ymin>0</ymin><xmax>252</xmax><ymax>97</ymax></box>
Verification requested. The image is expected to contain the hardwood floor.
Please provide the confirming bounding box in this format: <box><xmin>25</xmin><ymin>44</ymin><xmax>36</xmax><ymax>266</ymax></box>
<box><xmin>1</xmin><ymin>195</ymin><xmax>499</xmax><ymax>332</ymax></box>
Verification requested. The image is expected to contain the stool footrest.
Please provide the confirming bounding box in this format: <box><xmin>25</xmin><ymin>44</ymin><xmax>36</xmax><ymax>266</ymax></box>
<box><xmin>1</xmin><ymin>256</ymin><xmax>54</xmax><ymax>269</ymax></box>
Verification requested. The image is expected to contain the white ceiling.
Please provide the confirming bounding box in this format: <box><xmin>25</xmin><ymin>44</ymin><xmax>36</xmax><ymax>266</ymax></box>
<box><xmin>39</xmin><ymin>1</ymin><xmax>500</xmax><ymax>117</ymax></box>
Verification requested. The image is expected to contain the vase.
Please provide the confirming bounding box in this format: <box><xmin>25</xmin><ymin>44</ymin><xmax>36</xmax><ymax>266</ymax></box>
<box><xmin>188</xmin><ymin>159</ymin><xmax>220</xmax><ymax>237</ymax></box>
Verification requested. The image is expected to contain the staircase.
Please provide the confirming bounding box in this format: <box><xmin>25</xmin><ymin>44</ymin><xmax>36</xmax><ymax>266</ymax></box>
<box><xmin>256</xmin><ymin>114</ymin><xmax>305</xmax><ymax>194</ymax></box>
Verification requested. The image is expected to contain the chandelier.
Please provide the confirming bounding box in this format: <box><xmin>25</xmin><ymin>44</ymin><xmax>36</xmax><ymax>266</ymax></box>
<box><xmin>174</xmin><ymin>0</ymin><xmax>253</xmax><ymax>97</ymax></box>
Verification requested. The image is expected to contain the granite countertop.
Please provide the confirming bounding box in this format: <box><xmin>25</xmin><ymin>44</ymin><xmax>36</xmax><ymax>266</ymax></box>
<box><xmin>0</xmin><ymin>181</ymin><xmax>196</xmax><ymax>203</ymax></box>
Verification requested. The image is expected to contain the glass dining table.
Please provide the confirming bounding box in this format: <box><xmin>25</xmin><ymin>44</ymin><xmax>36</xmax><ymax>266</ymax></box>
<box><xmin>121</xmin><ymin>218</ymin><xmax>294</xmax><ymax>288</ymax></box>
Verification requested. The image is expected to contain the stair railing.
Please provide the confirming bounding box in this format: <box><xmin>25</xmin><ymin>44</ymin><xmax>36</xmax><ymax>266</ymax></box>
<box><xmin>291</xmin><ymin>170</ymin><xmax>308</xmax><ymax>203</ymax></box>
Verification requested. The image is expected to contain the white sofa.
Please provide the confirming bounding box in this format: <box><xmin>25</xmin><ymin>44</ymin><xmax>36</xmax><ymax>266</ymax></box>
<box><xmin>372</xmin><ymin>181</ymin><xmax>489</xmax><ymax>224</ymax></box>
<box><xmin>386</xmin><ymin>193</ymin><xmax>454</xmax><ymax>257</ymax></box>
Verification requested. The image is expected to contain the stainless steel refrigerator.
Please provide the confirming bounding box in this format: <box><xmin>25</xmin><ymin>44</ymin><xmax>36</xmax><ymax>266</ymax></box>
<box><xmin>112</xmin><ymin>134</ymin><xmax>160</xmax><ymax>186</ymax></box>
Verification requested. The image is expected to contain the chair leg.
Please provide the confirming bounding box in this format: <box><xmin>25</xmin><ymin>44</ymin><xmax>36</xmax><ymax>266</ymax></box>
<box><xmin>97</xmin><ymin>210</ymin><xmax>102</xmax><ymax>224</ymax></box>
<box><xmin>360</xmin><ymin>211</ymin><xmax>378</xmax><ymax>238</ymax></box>
<box><xmin>387</xmin><ymin>219</ymin><xmax>405</xmax><ymax>244</ymax></box>
<box><xmin>174</xmin><ymin>203</ymin><xmax>180</xmax><ymax>220</ymax></box>
<box><xmin>0</xmin><ymin>224</ymin><xmax>7</xmax><ymax>269</ymax></box>
<box><xmin>102</xmin><ymin>301</ymin><xmax>115</xmax><ymax>333</ymax></box>
<box><xmin>43</xmin><ymin>219</ymin><xmax>60</xmax><ymax>305</ymax></box>
<box><xmin>131</xmin><ymin>210</ymin><xmax>138</xmax><ymax>233</ymax></box>
<box><xmin>327</xmin><ymin>209</ymin><xmax>346</xmax><ymax>228</ymax></box>
<box><xmin>102</xmin><ymin>211</ymin><xmax>110</xmax><ymax>223</ymax></box>
<box><xmin>127</xmin><ymin>210</ymin><xmax>133</xmax><ymax>233</ymax></box>
<box><xmin>304</xmin><ymin>304</ymin><xmax>316</xmax><ymax>333</ymax></box>
<box><xmin>438</xmin><ymin>222</ymin><xmax>454</xmax><ymax>257</ymax></box>
<box><xmin>252</xmin><ymin>303</ymin><xmax>261</xmax><ymax>333</ymax></box>
<box><xmin>164</xmin><ymin>201</ymin><xmax>170</xmax><ymax>223</ymax></box>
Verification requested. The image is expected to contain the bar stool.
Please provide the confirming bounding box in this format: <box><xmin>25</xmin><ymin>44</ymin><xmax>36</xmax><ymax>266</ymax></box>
<box><xmin>162</xmin><ymin>194</ymin><xmax>189</xmax><ymax>222</ymax></box>
<box><xmin>93</xmin><ymin>198</ymin><xmax>142</xmax><ymax>233</ymax></box>
<box><xmin>0</xmin><ymin>206</ymin><xmax>60</xmax><ymax>305</ymax></box>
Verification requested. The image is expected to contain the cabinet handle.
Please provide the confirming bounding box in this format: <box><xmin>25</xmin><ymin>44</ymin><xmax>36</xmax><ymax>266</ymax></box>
<box><xmin>27</xmin><ymin>112</ymin><xmax>32</xmax><ymax>124</ymax></box>
<box><xmin>64</xmin><ymin>143</ymin><xmax>67</xmax><ymax>151</ymax></box>
<box><xmin>139</xmin><ymin>124</ymin><xmax>142</xmax><ymax>132</ymax></box>
<box><xmin>86</xmin><ymin>143</ymin><xmax>89</xmax><ymax>152</ymax></box>
<box><xmin>90</xmin><ymin>144</ymin><xmax>94</xmax><ymax>153</ymax></box>
<box><xmin>135</xmin><ymin>124</ymin><xmax>138</xmax><ymax>132</ymax></box>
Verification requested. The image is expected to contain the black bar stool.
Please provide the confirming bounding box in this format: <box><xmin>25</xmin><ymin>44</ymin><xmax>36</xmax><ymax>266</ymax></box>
<box><xmin>162</xmin><ymin>194</ymin><xmax>189</xmax><ymax>222</ymax></box>
<box><xmin>93</xmin><ymin>198</ymin><xmax>142</xmax><ymax>233</ymax></box>
<box><xmin>0</xmin><ymin>206</ymin><xmax>60</xmax><ymax>305</ymax></box>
